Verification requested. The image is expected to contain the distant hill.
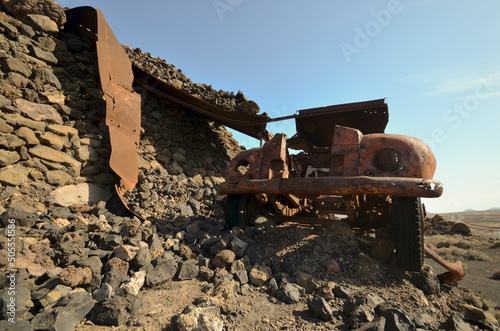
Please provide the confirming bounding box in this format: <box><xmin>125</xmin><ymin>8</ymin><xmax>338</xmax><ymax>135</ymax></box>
<box><xmin>462</xmin><ymin>207</ymin><xmax>499</xmax><ymax>212</ymax></box>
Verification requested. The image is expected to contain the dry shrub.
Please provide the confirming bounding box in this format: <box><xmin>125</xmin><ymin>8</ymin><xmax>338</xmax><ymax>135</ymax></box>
<box><xmin>465</xmin><ymin>250</ymin><xmax>492</xmax><ymax>261</ymax></box>
<box><xmin>426</xmin><ymin>242</ymin><xmax>437</xmax><ymax>251</ymax></box>
<box><xmin>426</xmin><ymin>234</ymin><xmax>481</xmax><ymax>251</ymax></box>
<box><xmin>454</xmin><ymin>239</ymin><xmax>474</xmax><ymax>249</ymax></box>
<box><xmin>426</xmin><ymin>235</ymin><xmax>452</xmax><ymax>248</ymax></box>
<box><xmin>434</xmin><ymin>247</ymin><xmax>492</xmax><ymax>261</ymax></box>
<box><xmin>435</xmin><ymin>247</ymin><xmax>465</xmax><ymax>261</ymax></box>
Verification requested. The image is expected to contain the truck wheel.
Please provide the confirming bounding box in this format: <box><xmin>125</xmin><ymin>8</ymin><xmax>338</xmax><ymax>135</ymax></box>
<box><xmin>224</xmin><ymin>194</ymin><xmax>259</xmax><ymax>229</ymax></box>
<box><xmin>392</xmin><ymin>197</ymin><xmax>424</xmax><ymax>272</ymax></box>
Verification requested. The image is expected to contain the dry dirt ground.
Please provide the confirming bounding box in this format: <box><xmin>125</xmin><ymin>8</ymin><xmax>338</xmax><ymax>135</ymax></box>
<box><xmin>426</xmin><ymin>210</ymin><xmax>500</xmax><ymax>304</ymax></box>
<box><xmin>74</xmin><ymin>217</ymin><xmax>500</xmax><ymax>331</ymax></box>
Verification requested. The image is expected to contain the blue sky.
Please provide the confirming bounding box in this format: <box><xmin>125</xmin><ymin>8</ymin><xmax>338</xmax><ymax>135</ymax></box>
<box><xmin>57</xmin><ymin>0</ymin><xmax>500</xmax><ymax>213</ymax></box>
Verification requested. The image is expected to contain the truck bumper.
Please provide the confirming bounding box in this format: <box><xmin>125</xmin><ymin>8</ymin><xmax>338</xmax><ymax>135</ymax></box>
<box><xmin>219</xmin><ymin>176</ymin><xmax>443</xmax><ymax>198</ymax></box>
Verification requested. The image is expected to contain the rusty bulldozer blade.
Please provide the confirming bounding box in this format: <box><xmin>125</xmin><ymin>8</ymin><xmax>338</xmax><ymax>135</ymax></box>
<box><xmin>423</xmin><ymin>244</ymin><xmax>465</xmax><ymax>284</ymax></box>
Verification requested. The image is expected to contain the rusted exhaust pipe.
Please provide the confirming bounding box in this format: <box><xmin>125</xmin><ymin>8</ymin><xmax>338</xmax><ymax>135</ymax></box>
<box><xmin>423</xmin><ymin>244</ymin><xmax>465</xmax><ymax>284</ymax></box>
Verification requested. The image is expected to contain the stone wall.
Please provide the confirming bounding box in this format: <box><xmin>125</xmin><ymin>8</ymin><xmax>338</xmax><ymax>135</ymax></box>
<box><xmin>0</xmin><ymin>4</ymin><xmax>244</xmax><ymax>222</ymax></box>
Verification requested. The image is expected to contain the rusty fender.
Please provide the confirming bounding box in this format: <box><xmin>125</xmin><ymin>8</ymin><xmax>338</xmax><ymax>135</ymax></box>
<box><xmin>219</xmin><ymin>176</ymin><xmax>443</xmax><ymax>197</ymax></box>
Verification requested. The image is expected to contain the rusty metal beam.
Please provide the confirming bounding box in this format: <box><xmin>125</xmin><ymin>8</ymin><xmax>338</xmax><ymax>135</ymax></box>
<box><xmin>424</xmin><ymin>244</ymin><xmax>465</xmax><ymax>283</ymax></box>
<box><xmin>219</xmin><ymin>177</ymin><xmax>443</xmax><ymax>198</ymax></box>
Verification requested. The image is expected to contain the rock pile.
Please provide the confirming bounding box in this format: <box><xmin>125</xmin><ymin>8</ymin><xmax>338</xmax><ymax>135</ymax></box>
<box><xmin>125</xmin><ymin>46</ymin><xmax>261</xmax><ymax>115</ymax></box>
<box><xmin>425</xmin><ymin>214</ymin><xmax>472</xmax><ymax>236</ymax></box>
<box><xmin>0</xmin><ymin>1</ymin><xmax>498</xmax><ymax>330</ymax></box>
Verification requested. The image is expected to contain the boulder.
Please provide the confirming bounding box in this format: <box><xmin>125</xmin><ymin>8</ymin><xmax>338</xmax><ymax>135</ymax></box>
<box><xmin>307</xmin><ymin>297</ymin><xmax>334</xmax><ymax>321</ymax></box>
<box><xmin>59</xmin><ymin>265</ymin><xmax>92</xmax><ymax>288</ymax></box>
<box><xmin>146</xmin><ymin>260</ymin><xmax>178</xmax><ymax>287</ymax></box>
<box><xmin>177</xmin><ymin>302</ymin><xmax>223</xmax><ymax>331</ymax></box>
<box><xmin>48</xmin><ymin>183</ymin><xmax>112</xmax><ymax>207</ymax></box>
<box><xmin>176</xmin><ymin>259</ymin><xmax>200</xmax><ymax>280</ymax></box>
<box><xmin>91</xmin><ymin>293</ymin><xmax>142</xmax><ymax>326</ymax></box>
<box><xmin>410</xmin><ymin>270</ymin><xmax>440</xmax><ymax>295</ymax></box>
<box><xmin>276</xmin><ymin>282</ymin><xmax>301</xmax><ymax>304</ymax></box>
<box><xmin>212</xmin><ymin>249</ymin><xmax>235</xmax><ymax>269</ymax></box>
<box><xmin>103</xmin><ymin>257</ymin><xmax>129</xmax><ymax>277</ymax></box>
<box><xmin>30</xmin><ymin>292</ymin><xmax>94</xmax><ymax>331</ymax></box>
<box><xmin>120</xmin><ymin>270</ymin><xmax>146</xmax><ymax>296</ymax></box>
<box><xmin>249</xmin><ymin>265</ymin><xmax>270</xmax><ymax>286</ymax></box>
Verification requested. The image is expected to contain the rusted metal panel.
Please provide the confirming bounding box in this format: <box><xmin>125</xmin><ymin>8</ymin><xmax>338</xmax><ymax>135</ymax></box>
<box><xmin>96</xmin><ymin>9</ymin><xmax>141</xmax><ymax>192</ymax></box>
<box><xmin>257</xmin><ymin>133</ymin><xmax>289</xmax><ymax>179</ymax></box>
<box><xmin>219</xmin><ymin>176</ymin><xmax>443</xmax><ymax>197</ymax></box>
<box><xmin>65</xmin><ymin>7</ymin><xmax>141</xmax><ymax>210</ymax></box>
<box><xmin>330</xmin><ymin>126</ymin><xmax>363</xmax><ymax>176</ymax></box>
<box><xmin>226</xmin><ymin>134</ymin><xmax>290</xmax><ymax>181</ymax></box>
<box><xmin>295</xmin><ymin>98</ymin><xmax>388</xmax><ymax>150</ymax></box>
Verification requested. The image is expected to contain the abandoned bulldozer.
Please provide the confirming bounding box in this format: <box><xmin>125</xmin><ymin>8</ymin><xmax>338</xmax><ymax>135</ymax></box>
<box><xmin>219</xmin><ymin>99</ymin><xmax>445</xmax><ymax>273</ymax></box>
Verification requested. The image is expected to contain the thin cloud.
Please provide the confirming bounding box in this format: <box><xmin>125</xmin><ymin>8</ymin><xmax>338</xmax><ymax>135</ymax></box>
<box><xmin>400</xmin><ymin>59</ymin><xmax>500</xmax><ymax>98</ymax></box>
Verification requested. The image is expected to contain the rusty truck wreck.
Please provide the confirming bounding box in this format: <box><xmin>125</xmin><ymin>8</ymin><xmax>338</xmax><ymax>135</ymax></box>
<box><xmin>219</xmin><ymin>99</ymin><xmax>462</xmax><ymax>281</ymax></box>
<box><xmin>65</xmin><ymin>7</ymin><xmax>463</xmax><ymax>283</ymax></box>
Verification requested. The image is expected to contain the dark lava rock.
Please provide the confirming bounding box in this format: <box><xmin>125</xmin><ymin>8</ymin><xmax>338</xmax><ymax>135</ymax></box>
<box><xmin>146</xmin><ymin>260</ymin><xmax>178</xmax><ymax>287</ymax></box>
<box><xmin>439</xmin><ymin>312</ymin><xmax>474</xmax><ymax>331</ymax></box>
<box><xmin>176</xmin><ymin>259</ymin><xmax>199</xmax><ymax>280</ymax></box>
<box><xmin>307</xmin><ymin>296</ymin><xmax>334</xmax><ymax>321</ymax></box>
<box><xmin>30</xmin><ymin>292</ymin><xmax>94</xmax><ymax>331</ymax></box>
<box><xmin>103</xmin><ymin>257</ymin><xmax>129</xmax><ymax>277</ymax></box>
<box><xmin>91</xmin><ymin>293</ymin><xmax>143</xmax><ymax>326</ymax></box>
<box><xmin>131</xmin><ymin>248</ymin><xmax>152</xmax><ymax>270</ymax></box>
<box><xmin>383</xmin><ymin>308</ymin><xmax>415</xmax><ymax>331</ymax></box>
<box><xmin>102</xmin><ymin>270</ymin><xmax>127</xmax><ymax>289</ymax></box>
<box><xmin>276</xmin><ymin>282</ymin><xmax>301</xmax><ymax>304</ymax></box>
<box><xmin>410</xmin><ymin>270</ymin><xmax>440</xmax><ymax>295</ymax></box>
